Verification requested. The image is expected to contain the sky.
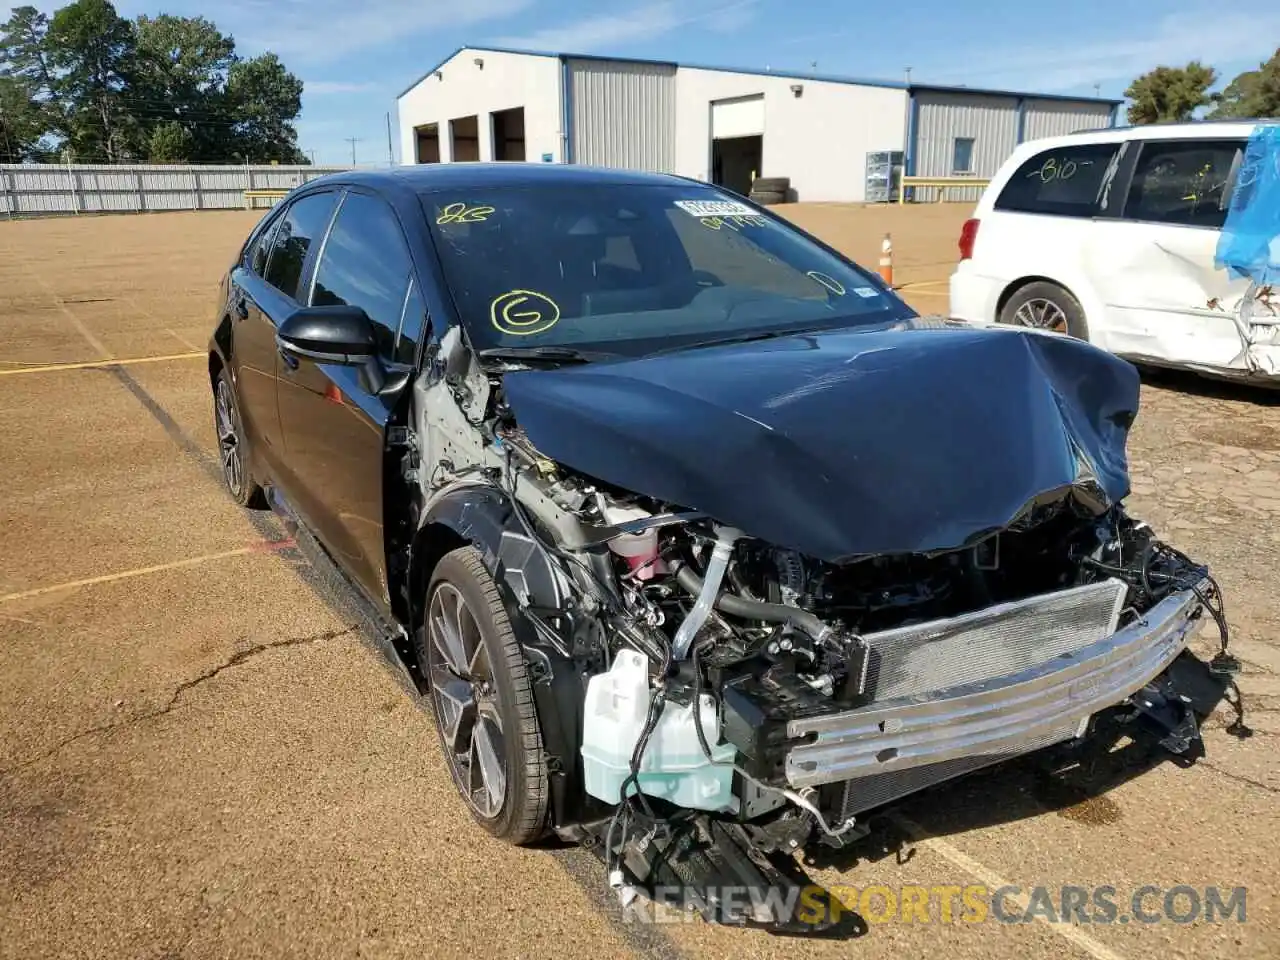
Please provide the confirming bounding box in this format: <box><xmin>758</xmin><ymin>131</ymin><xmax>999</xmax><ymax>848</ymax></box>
<box><xmin>31</xmin><ymin>0</ymin><xmax>1280</xmax><ymax>165</ymax></box>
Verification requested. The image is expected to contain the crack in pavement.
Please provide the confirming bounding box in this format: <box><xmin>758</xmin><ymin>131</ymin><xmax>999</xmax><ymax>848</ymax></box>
<box><xmin>4</xmin><ymin>626</ymin><xmax>355</xmax><ymax>776</ymax></box>
<box><xmin>1201</xmin><ymin>760</ymin><xmax>1280</xmax><ymax>795</ymax></box>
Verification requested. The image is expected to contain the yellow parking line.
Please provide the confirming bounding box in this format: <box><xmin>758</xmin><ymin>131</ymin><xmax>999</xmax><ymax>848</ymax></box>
<box><xmin>902</xmin><ymin>289</ymin><xmax>950</xmax><ymax>297</ymax></box>
<box><xmin>0</xmin><ymin>352</ymin><xmax>204</xmax><ymax>378</ymax></box>
<box><xmin>0</xmin><ymin>546</ymin><xmax>267</xmax><ymax>604</ymax></box>
<box><xmin>897</xmin><ymin>279</ymin><xmax>952</xmax><ymax>290</ymax></box>
<box><xmin>891</xmin><ymin>814</ymin><xmax>1127</xmax><ymax>960</ymax></box>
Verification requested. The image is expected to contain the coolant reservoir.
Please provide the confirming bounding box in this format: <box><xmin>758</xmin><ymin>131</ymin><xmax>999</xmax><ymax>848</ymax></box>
<box><xmin>580</xmin><ymin>649</ymin><xmax>738</xmax><ymax>812</ymax></box>
<box><xmin>602</xmin><ymin>503</ymin><xmax>664</xmax><ymax>581</ymax></box>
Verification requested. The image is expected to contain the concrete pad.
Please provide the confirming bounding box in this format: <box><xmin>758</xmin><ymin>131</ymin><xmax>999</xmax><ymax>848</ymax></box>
<box><xmin>0</xmin><ymin>306</ymin><xmax>107</xmax><ymax>366</ymax></box>
<box><xmin>664</xmin><ymin>830</ymin><xmax>1099</xmax><ymax>960</ymax></box>
<box><xmin>0</xmin><ymin>368</ymin><xmax>268</xmax><ymax>593</ymax></box>
<box><xmin>0</xmin><ymin>553</ymin><xmax>336</xmax><ymax>770</ymax></box>
<box><xmin>125</xmin><ymin>353</ymin><xmax>225</xmax><ymax>452</ymax></box>
<box><xmin>0</xmin><ymin>600</ymin><xmax>633</xmax><ymax>960</ymax></box>
<box><xmin>4</xmin><ymin>203</ymin><xmax>1280</xmax><ymax>958</ymax></box>
<box><xmin>884</xmin><ymin>743</ymin><xmax>1276</xmax><ymax>960</ymax></box>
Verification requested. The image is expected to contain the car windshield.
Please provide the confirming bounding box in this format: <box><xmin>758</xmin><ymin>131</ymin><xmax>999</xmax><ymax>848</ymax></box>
<box><xmin>420</xmin><ymin>183</ymin><xmax>915</xmax><ymax>357</ymax></box>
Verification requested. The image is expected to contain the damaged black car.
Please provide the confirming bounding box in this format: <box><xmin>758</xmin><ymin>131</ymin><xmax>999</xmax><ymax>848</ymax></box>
<box><xmin>209</xmin><ymin>164</ymin><xmax>1237</xmax><ymax>932</ymax></box>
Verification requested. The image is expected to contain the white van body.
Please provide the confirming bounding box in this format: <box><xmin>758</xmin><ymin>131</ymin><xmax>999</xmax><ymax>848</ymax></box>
<box><xmin>949</xmin><ymin>120</ymin><xmax>1280</xmax><ymax>380</ymax></box>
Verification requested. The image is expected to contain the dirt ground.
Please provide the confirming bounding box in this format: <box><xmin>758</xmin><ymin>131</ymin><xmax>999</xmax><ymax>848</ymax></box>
<box><xmin>1</xmin><ymin>203</ymin><xmax>1276</xmax><ymax>960</ymax></box>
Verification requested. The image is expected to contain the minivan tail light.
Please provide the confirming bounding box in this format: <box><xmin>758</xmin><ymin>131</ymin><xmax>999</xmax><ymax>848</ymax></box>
<box><xmin>958</xmin><ymin>218</ymin><xmax>980</xmax><ymax>261</ymax></box>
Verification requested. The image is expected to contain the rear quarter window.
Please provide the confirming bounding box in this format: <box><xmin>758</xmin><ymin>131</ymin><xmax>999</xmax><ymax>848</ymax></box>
<box><xmin>993</xmin><ymin>142</ymin><xmax>1122</xmax><ymax>218</ymax></box>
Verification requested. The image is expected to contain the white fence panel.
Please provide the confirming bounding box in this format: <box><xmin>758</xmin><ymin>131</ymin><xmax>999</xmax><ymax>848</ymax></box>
<box><xmin>0</xmin><ymin>163</ymin><xmax>354</xmax><ymax>217</ymax></box>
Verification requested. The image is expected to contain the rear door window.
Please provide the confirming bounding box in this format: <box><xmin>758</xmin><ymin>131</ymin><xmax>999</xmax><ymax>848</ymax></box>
<box><xmin>245</xmin><ymin>211</ymin><xmax>283</xmax><ymax>277</ymax></box>
<box><xmin>1122</xmin><ymin>139</ymin><xmax>1243</xmax><ymax>229</ymax></box>
<box><xmin>994</xmin><ymin>142</ymin><xmax>1122</xmax><ymax>217</ymax></box>
<box><xmin>263</xmin><ymin>190</ymin><xmax>339</xmax><ymax>299</ymax></box>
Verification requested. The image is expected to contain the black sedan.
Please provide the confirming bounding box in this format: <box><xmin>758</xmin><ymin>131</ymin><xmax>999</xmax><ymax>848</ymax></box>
<box><xmin>209</xmin><ymin>163</ymin><xmax>1231</xmax><ymax>932</ymax></box>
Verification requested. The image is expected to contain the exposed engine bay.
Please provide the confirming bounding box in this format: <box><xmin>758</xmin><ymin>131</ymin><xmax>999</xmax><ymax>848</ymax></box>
<box><xmin>406</xmin><ymin>324</ymin><xmax>1243</xmax><ymax>932</ymax></box>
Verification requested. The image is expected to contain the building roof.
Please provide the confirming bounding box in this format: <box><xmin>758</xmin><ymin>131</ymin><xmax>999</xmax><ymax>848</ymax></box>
<box><xmin>397</xmin><ymin>45</ymin><xmax>1124</xmax><ymax>106</ymax></box>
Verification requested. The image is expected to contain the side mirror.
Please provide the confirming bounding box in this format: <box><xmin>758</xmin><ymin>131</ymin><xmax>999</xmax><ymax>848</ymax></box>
<box><xmin>276</xmin><ymin>305</ymin><xmax>377</xmax><ymax>365</ymax></box>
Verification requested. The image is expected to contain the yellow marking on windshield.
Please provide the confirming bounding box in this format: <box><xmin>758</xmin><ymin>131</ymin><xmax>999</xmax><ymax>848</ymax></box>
<box><xmin>437</xmin><ymin>202</ymin><xmax>495</xmax><ymax>224</ymax></box>
<box><xmin>806</xmin><ymin>271</ymin><xmax>846</xmax><ymax>296</ymax></box>
<box><xmin>699</xmin><ymin>214</ymin><xmax>768</xmax><ymax>231</ymax></box>
<box><xmin>490</xmin><ymin>290</ymin><xmax>561</xmax><ymax>336</ymax></box>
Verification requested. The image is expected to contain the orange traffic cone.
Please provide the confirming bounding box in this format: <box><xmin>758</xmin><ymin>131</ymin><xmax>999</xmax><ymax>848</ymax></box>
<box><xmin>879</xmin><ymin>233</ymin><xmax>894</xmax><ymax>287</ymax></box>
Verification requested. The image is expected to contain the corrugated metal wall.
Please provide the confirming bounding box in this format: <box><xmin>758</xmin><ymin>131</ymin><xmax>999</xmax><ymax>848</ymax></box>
<box><xmin>0</xmin><ymin>164</ymin><xmax>350</xmax><ymax>217</ymax></box>
<box><xmin>1022</xmin><ymin>100</ymin><xmax>1115</xmax><ymax>143</ymax></box>
<box><xmin>912</xmin><ymin>91</ymin><xmax>1019</xmax><ymax>203</ymax></box>
<box><xmin>567</xmin><ymin>58</ymin><xmax>677</xmax><ymax>172</ymax></box>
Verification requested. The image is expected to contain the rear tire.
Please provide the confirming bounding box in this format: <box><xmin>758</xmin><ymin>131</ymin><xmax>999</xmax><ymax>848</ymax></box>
<box><xmin>416</xmin><ymin>546</ymin><xmax>549</xmax><ymax>845</ymax></box>
<box><xmin>213</xmin><ymin>368</ymin><xmax>267</xmax><ymax>509</ymax></box>
<box><xmin>999</xmin><ymin>281</ymin><xmax>1089</xmax><ymax>340</ymax></box>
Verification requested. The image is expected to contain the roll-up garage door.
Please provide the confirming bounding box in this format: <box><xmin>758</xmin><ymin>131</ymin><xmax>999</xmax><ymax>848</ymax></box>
<box><xmin>711</xmin><ymin>95</ymin><xmax>765</xmax><ymax>140</ymax></box>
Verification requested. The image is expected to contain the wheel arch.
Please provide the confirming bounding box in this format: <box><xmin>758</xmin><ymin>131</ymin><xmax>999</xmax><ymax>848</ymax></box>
<box><xmin>996</xmin><ymin>275</ymin><xmax>1081</xmax><ymax>318</ymax></box>
<box><xmin>208</xmin><ymin>314</ymin><xmax>233</xmax><ymax>389</ymax></box>
<box><xmin>995</xmin><ymin>273</ymin><xmax>1106</xmax><ymax>344</ymax></box>
<box><xmin>408</xmin><ymin>485</ymin><xmax>570</xmax><ymax>626</ymax></box>
<box><xmin>407</xmin><ymin>484</ymin><xmax>590</xmax><ymax>832</ymax></box>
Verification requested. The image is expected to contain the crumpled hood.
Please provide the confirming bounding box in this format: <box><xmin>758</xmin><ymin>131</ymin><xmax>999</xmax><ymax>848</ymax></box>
<box><xmin>499</xmin><ymin>319</ymin><xmax>1140</xmax><ymax>562</ymax></box>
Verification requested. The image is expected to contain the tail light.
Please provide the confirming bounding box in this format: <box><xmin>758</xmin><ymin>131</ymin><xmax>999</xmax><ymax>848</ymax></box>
<box><xmin>958</xmin><ymin>218</ymin><xmax>980</xmax><ymax>261</ymax></box>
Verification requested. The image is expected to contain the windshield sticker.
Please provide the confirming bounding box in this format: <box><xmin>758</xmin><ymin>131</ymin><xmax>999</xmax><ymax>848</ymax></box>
<box><xmin>436</xmin><ymin>202</ymin><xmax>495</xmax><ymax>225</ymax></box>
<box><xmin>699</xmin><ymin>214</ymin><xmax>769</xmax><ymax>232</ymax></box>
<box><xmin>806</xmin><ymin>271</ymin><xmax>846</xmax><ymax>296</ymax></box>
<box><xmin>853</xmin><ymin>286</ymin><xmax>880</xmax><ymax>298</ymax></box>
<box><xmin>490</xmin><ymin>290</ymin><xmax>561</xmax><ymax>336</ymax></box>
<box><xmin>674</xmin><ymin>199</ymin><xmax>758</xmax><ymax>218</ymax></box>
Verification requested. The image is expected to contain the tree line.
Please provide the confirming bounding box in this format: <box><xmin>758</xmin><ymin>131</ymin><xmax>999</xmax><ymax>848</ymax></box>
<box><xmin>0</xmin><ymin>0</ymin><xmax>308</xmax><ymax>165</ymax></box>
<box><xmin>1125</xmin><ymin>48</ymin><xmax>1280</xmax><ymax>125</ymax></box>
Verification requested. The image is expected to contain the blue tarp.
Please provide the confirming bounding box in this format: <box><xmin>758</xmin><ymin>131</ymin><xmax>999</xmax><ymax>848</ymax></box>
<box><xmin>1216</xmin><ymin>123</ymin><xmax>1280</xmax><ymax>285</ymax></box>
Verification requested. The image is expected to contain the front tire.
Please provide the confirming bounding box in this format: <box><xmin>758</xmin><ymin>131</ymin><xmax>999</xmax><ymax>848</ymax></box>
<box><xmin>416</xmin><ymin>546</ymin><xmax>549</xmax><ymax>845</ymax></box>
<box><xmin>213</xmin><ymin>368</ymin><xmax>266</xmax><ymax>508</ymax></box>
<box><xmin>999</xmin><ymin>281</ymin><xmax>1089</xmax><ymax>340</ymax></box>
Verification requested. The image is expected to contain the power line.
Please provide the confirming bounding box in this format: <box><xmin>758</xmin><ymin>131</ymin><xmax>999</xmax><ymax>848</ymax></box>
<box><xmin>385</xmin><ymin>112</ymin><xmax>394</xmax><ymax>166</ymax></box>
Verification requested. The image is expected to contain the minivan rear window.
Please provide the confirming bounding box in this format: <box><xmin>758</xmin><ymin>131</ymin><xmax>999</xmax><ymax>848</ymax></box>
<box><xmin>994</xmin><ymin>143</ymin><xmax>1121</xmax><ymax>218</ymax></box>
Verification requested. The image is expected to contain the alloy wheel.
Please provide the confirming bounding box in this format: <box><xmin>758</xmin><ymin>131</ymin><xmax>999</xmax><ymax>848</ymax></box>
<box><xmin>215</xmin><ymin>379</ymin><xmax>245</xmax><ymax>498</ymax></box>
<box><xmin>1011</xmin><ymin>297</ymin><xmax>1069</xmax><ymax>333</ymax></box>
<box><xmin>427</xmin><ymin>582</ymin><xmax>507</xmax><ymax>819</ymax></box>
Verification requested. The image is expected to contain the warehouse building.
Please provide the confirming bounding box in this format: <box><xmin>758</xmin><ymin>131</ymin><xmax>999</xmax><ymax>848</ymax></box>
<box><xmin>396</xmin><ymin>47</ymin><xmax>1121</xmax><ymax>203</ymax></box>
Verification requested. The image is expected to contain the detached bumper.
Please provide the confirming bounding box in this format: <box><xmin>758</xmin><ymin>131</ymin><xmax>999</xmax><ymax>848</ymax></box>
<box><xmin>784</xmin><ymin>586</ymin><xmax>1204</xmax><ymax>790</ymax></box>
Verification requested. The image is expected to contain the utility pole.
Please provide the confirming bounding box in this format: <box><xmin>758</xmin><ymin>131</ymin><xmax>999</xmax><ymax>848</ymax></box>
<box><xmin>346</xmin><ymin>137</ymin><xmax>360</xmax><ymax>166</ymax></box>
<box><xmin>1093</xmin><ymin>83</ymin><xmax>1101</xmax><ymax>97</ymax></box>
<box><xmin>385</xmin><ymin>112</ymin><xmax>395</xmax><ymax>166</ymax></box>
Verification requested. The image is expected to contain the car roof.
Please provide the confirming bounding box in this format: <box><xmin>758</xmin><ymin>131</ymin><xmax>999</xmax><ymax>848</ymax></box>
<box><xmin>301</xmin><ymin>162</ymin><xmax>698</xmax><ymax>194</ymax></box>
<box><xmin>1021</xmin><ymin>118</ymin><xmax>1274</xmax><ymax>149</ymax></box>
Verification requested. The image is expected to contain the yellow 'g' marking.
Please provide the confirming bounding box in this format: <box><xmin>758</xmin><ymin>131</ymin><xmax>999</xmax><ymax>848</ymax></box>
<box><xmin>437</xmin><ymin>202</ymin><xmax>495</xmax><ymax>224</ymax></box>
<box><xmin>490</xmin><ymin>290</ymin><xmax>561</xmax><ymax>336</ymax></box>
<box><xmin>807</xmin><ymin>271</ymin><xmax>846</xmax><ymax>296</ymax></box>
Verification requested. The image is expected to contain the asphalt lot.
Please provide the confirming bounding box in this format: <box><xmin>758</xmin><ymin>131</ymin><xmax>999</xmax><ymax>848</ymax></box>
<box><xmin>1</xmin><ymin>205</ymin><xmax>1276</xmax><ymax>959</ymax></box>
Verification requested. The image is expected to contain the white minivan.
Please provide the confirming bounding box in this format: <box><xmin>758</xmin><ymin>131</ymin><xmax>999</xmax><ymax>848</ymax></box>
<box><xmin>949</xmin><ymin>120</ymin><xmax>1279</xmax><ymax>380</ymax></box>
